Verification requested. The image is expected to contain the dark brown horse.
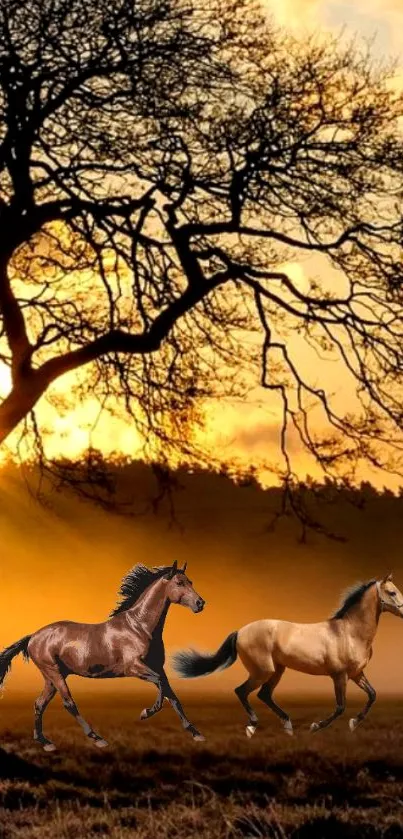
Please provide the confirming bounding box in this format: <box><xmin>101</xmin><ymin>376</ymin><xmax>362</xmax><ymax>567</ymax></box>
<box><xmin>0</xmin><ymin>560</ymin><xmax>205</xmax><ymax>751</ymax></box>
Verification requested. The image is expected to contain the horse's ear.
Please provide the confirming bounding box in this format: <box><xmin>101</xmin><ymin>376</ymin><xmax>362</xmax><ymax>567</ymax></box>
<box><xmin>169</xmin><ymin>560</ymin><xmax>178</xmax><ymax>579</ymax></box>
<box><xmin>181</xmin><ymin>561</ymin><xmax>187</xmax><ymax>573</ymax></box>
<box><xmin>382</xmin><ymin>572</ymin><xmax>393</xmax><ymax>583</ymax></box>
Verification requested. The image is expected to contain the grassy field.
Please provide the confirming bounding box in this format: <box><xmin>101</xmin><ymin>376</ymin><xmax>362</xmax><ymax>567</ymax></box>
<box><xmin>0</xmin><ymin>695</ymin><xmax>403</xmax><ymax>838</ymax></box>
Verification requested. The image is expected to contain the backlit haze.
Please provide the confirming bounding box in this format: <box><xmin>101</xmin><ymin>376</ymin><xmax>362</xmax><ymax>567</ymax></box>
<box><xmin>1</xmin><ymin>467</ymin><xmax>402</xmax><ymax>702</ymax></box>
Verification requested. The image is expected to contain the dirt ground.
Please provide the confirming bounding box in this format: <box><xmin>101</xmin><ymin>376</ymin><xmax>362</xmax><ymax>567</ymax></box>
<box><xmin>0</xmin><ymin>694</ymin><xmax>403</xmax><ymax>838</ymax></box>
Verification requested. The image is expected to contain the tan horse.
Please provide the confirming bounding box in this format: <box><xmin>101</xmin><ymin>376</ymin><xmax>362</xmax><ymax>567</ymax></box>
<box><xmin>173</xmin><ymin>574</ymin><xmax>403</xmax><ymax>736</ymax></box>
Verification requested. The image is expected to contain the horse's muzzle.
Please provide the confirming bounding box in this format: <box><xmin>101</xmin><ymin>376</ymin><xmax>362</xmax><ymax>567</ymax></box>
<box><xmin>194</xmin><ymin>598</ymin><xmax>205</xmax><ymax>613</ymax></box>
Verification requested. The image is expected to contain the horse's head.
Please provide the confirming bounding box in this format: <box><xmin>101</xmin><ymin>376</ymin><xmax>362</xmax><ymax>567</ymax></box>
<box><xmin>377</xmin><ymin>573</ymin><xmax>403</xmax><ymax>618</ymax></box>
<box><xmin>164</xmin><ymin>561</ymin><xmax>205</xmax><ymax>614</ymax></box>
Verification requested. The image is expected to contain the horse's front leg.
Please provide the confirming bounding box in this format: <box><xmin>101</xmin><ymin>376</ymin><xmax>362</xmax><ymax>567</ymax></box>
<box><xmin>310</xmin><ymin>673</ymin><xmax>347</xmax><ymax>732</ymax></box>
<box><xmin>131</xmin><ymin>660</ymin><xmax>161</xmax><ymax>688</ymax></box>
<box><xmin>140</xmin><ymin>680</ymin><xmax>164</xmax><ymax>721</ymax></box>
<box><xmin>349</xmin><ymin>671</ymin><xmax>376</xmax><ymax>731</ymax></box>
<box><xmin>130</xmin><ymin>660</ymin><xmax>167</xmax><ymax>722</ymax></box>
<box><xmin>162</xmin><ymin>674</ymin><xmax>205</xmax><ymax>741</ymax></box>
<box><xmin>139</xmin><ymin>669</ymin><xmax>205</xmax><ymax>741</ymax></box>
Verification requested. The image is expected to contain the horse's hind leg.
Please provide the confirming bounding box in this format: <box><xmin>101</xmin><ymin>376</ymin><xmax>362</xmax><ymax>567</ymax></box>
<box><xmin>34</xmin><ymin>680</ymin><xmax>57</xmax><ymax>751</ymax></box>
<box><xmin>45</xmin><ymin>667</ymin><xmax>108</xmax><ymax>748</ymax></box>
<box><xmin>234</xmin><ymin>677</ymin><xmax>262</xmax><ymax>738</ymax></box>
<box><xmin>349</xmin><ymin>672</ymin><xmax>376</xmax><ymax>731</ymax></box>
<box><xmin>257</xmin><ymin>666</ymin><xmax>293</xmax><ymax>736</ymax></box>
<box><xmin>310</xmin><ymin>673</ymin><xmax>347</xmax><ymax>732</ymax></box>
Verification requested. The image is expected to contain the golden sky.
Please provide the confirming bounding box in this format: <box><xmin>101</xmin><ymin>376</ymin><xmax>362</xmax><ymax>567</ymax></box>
<box><xmin>0</xmin><ymin>0</ymin><xmax>402</xmax><ymax>491</ymax></box>
<box><xmin>268</xmin><ymin>0</ymin><xmax>403</xmax><ymax>55</ymax></box>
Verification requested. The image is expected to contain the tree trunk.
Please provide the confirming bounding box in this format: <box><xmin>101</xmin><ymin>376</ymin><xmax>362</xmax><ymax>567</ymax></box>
<box><xmin>0</xmin><ymin>376</ymin><xmax>47</xmax><ymax>445</ymax></box>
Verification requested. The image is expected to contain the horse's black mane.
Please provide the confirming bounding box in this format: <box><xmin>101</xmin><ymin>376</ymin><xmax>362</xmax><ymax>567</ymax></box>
<box><xmin>110</xmin><ymin>564</ymin><xmax>173</xmax><ymax>617</ymax></box>
<box><xmin>331</xmin><ymin>579</ymin><xmax>376</xmax><ymax>619</ymax></box>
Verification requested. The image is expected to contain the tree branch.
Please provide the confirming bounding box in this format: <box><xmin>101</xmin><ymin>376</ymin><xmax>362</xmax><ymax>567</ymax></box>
<box><xmin>39</xmin><ymin>270</ymin><xmax>230</xmax><ymax>383</ymax></box>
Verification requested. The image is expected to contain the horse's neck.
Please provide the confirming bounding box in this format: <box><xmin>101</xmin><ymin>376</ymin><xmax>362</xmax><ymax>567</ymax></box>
<box><xmin>153</xmin><ymin>601</ymin><xmax>170</xmax><ymax>640</ymax></box>
<box><xmin>127</xmin><ymin>577</ymin><xmax>169</xmax><ymax>636</ymax></box>
<box><xmin>344</xmin><ymin>585</ymin><xmax>380</xmax><ymax>642</ymax></box>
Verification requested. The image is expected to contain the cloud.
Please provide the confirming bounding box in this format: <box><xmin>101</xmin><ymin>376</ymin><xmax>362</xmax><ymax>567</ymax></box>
<box><xmin>264</xmin><ymin>0</ymin><xmax>325</xmax><ymax>30</ymax></box>
<box><xmin>231</xmin><ymin>419</ymin><xmax>302</xmax><ymax>456</ymax></box>
<box><xmin>264</xmin><ymin>0</ymin><xmax>403</xmax><ymax>58</ymax></box>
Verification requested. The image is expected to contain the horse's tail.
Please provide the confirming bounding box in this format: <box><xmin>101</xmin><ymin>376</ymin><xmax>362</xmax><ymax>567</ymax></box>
<box><xmin>172</xmin><ymin>631</ymin><xmax>238</xmax><ymax>678</ymax></box>
<box><xmin>0</xmin><ymin>635</ymin><xmax>31</xmax><ymax>689</ymax></box>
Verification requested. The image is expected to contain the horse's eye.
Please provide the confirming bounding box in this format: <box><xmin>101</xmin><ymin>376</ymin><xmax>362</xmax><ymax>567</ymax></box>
<box><xmin>390</xmin><ymin>591</ymin><xmax>396</xmax><ymax>597</ymax></box>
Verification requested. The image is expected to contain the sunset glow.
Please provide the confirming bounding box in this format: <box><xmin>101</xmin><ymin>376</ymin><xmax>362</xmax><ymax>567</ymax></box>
<box><xmin>0</xmin><ymin>1</ymin><xmax>401</xmax><ymax>491</ymax></box>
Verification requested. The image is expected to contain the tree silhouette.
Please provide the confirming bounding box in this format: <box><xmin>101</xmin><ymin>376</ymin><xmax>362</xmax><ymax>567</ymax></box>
<box><xmin>0</xmin><ymin>0</ymin><xmax>402</xmax><ymax>489</ymax></box>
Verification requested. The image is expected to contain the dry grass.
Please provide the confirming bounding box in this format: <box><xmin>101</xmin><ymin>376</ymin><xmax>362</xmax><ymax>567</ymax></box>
<box><xmin>0</xmin><ymin>696</ymin><xmax>403</xmax><ymax>838</ymax></box>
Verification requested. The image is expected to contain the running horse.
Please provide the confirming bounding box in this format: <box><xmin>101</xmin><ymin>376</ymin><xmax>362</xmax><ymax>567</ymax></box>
<box><xmin>0</xmin><ymin>560</ymin><xmax>206</xmax><ymax>750</ymax></box>
<box><xmin>173</xmin><ymin>573</ymin><xmax>403</xmax><ymax>736</ymax></box>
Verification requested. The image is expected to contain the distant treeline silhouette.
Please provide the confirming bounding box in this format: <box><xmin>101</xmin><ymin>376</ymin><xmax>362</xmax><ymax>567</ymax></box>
<box><xmin>0</xmin><ymin>455</ymin><xmax>401</xmax><ymax>546</ymax></box>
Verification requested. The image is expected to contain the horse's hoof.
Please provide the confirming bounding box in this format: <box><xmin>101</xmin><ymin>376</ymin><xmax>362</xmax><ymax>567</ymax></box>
<box><xmin>310</xmin><ymin>722</ymin><xmax>320</xmax><ymax>732</ymax></box>
<box><xmin>186</xmin><ymin>725</ymin><xmax>204</xmax><ymax>740</ymax></box>
<box><xmin>349</xmin><ymin>717</ymin><xmax>358</xmax><ymax>732</ymax></box>
<box><xmin>94</xmin><ymin>738</ymin><xmax>108</xmax><ymax>749</ymax></box>
<box><xmin>43</xmin><ymin>742</ymin><xmax>57</xmax><ymax>752</ymax></box>
<box><xmin>246</xmin><ymin>725</ymin><xmax>256</xmax><ymax>738</ymax></box>
<box><xmin>140</xmin><ymin>709</ymin><xmax>149</xmax><ymax>720</ymax></box>
<box><xmin>193</xmin><ymin>733</ymin><xmax>206</xmax><ymax>742</ymax></box>
<box><xmin>284</xmin><ymin>721</ymin><xmax>293</xmax><ymax>736</ymax></box>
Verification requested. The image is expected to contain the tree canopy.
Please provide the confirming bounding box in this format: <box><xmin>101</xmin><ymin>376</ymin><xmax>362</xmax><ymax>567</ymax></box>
<box><xmin>0</xmin><ymin>0</ymin><xmax>402</xmax><ymax>491</ymax></box>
